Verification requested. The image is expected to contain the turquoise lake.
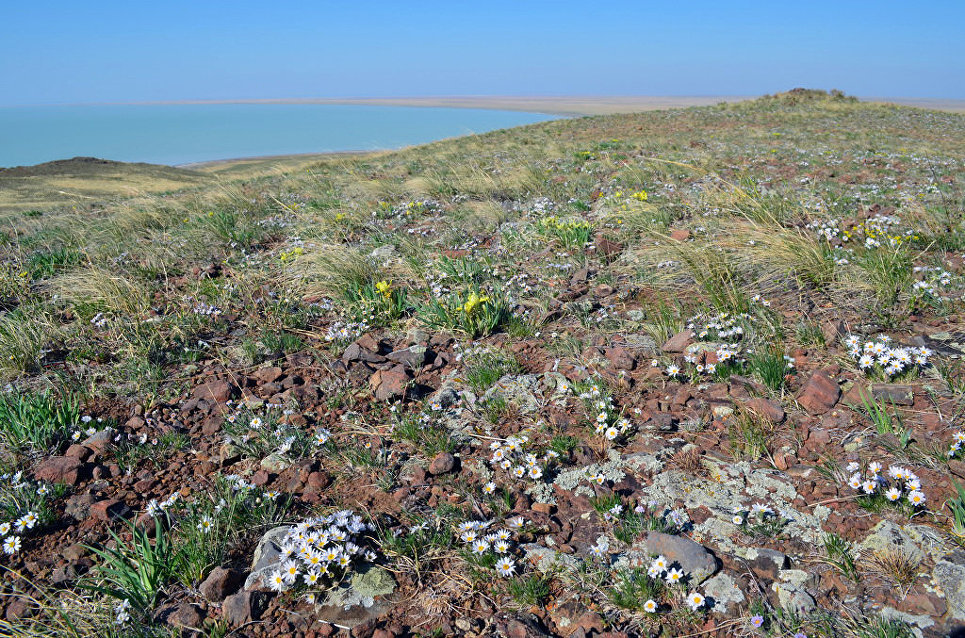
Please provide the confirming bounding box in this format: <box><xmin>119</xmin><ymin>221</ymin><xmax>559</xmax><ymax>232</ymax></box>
<box><xmin>0</xmin><ymin>104</ymin><xmax>556</xmax><ymax>168</ymax></box>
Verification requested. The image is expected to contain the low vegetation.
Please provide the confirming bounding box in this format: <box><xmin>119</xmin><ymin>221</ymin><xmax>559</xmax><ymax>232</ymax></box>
<box><xmin>0</xmin><ymin>90</ymin><xmax>962</xmax><ymax>637</ymax></box>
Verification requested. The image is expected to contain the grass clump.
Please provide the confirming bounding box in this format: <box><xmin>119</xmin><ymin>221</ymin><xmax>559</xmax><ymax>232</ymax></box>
<box><xmin>419</xmin><ymin>288</ymin><xmax>510</xmax><ymax>338</ymax></box>
<box><xmin>0</xmin><ymin>391</ymin><xmax>80</xmax><ymax>453</ymax></box>
<box><xmin>535</xmin><ymin>216</ymin><xmax>594</xmax><ymax>249</ymax></box>
<box><xmin>508</xmin><ymin>573</ymin><xmax>551</xmax><ymax>607</ymax></box>
<box><xmin>462</xmin><ymin>348</ymin><xmax>522</xmax><ymax>393</ymax></box>
<box><xmin>84</xmin><ymin>516</ymin><xmax>175</xmax><ymax>621</ymax></box>
<box><xmin>608</xmin><ymin>567</ymin><xmax>667</xmax><ymax>611</ymax></box>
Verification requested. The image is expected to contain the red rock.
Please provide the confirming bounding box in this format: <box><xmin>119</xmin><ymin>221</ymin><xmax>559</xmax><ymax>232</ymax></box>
<box><xmin>744</xmin><ymin>398</ymin><xmax>785</xmax><ymax>423</ymax></box>
<box><xmin>670</xmin><ymin>229</ymin><xmax>691</xmax><ymax>241</ymax></box>
<box><xmin>222</xmin><ymin>590</ymin><xmax>268</xmax><ymax>625</ymax></box>
<box><xmin>252</xmin><ymin>366</ymin><xmax>283</xmax><ymax>384</ymax></box>
<box><xmin>65</xmin><ymin>444</ymin><xmax>92</xmax><ymax>462</ymax></box>
<box><xmin>808</xmin><ymin>429</ymin><xmax>831</xmax><ymax>445</ymax></box>
<box><xmin>594</xmin><ymin>234</ymin><xmax>624</xmax><ymax>257</ymax></box>
<box><xmin>871</xmin><ymin>383</ymin><xmax>914</xmax><ymax>406</ymax></box>
<box><xmin>532</xmin><ymin>503</ymin><xmax>556</xmax><ymax>515</ymax></box>
<box><xmin>774</xmin><ymin>451</ymin><xmax>794</xmax><ymax>470</ymax></box>
<box><xmin>199</xmin><ymin>567</ymin><xmax>243</xmax><ymax>602</ymax></box>
<box><xmin>661</xmin><ymin>330</ymin><xmax>695</xmax><ymax>353</ymax></box>
<box><xmin>251</xmin><ymin>470</ymin><xmax>270</xmax><ymax>487</ymax></box>
<box><xmin>356</xmin><ymin>333</ymin><xmax>382</xmax><ymax>353</ymax></box>
<box><xmin>167</xmin><ymin>603</ymin><xmax>205</xmax><ymax>629</ymax></box>
<box><xmin>369</xmin><ymin>366</ymin><xmax>409</xmax><ymax>401</ymax></box>
<box><xmin>604</xmin><ymin>346</ymin><xmax>636</xmax><ymax>371</ymax></box>
<box><xmin>34</xmin><ymin>456</ymin><xmax>83</xmax><ymax>485</ymax></box>
<box><xmin>428</xmin><ymin>452</ymin><xmax>456</xmax><ymax>475</ymax></box>
<box><xmin>505</xmin><ymin>620</ymin><xmax>530</xmax><ymax>638</ymax></box>
<box><xmin>797</xmin><ymin>371</ymin><xmax>840</xmax><ymax>414</ymax></box>
<box><xmin>192</xmin><ymin>380</ymin><xmax>235</xmax><ymax>403</ymax></box>
<box><xmin>949</xmin><ymin>460</ymin><xmax>965</xmax><ymax>479</ymax></box>
<box><xmin>90</xmin><ymin>499</ymin><xmax>130</xmax><ymax>522</ymax></box>
<box><xmin>305</xmin><ymin>471</ymin><xmax>331</xmax><ymax>490</ymax></box>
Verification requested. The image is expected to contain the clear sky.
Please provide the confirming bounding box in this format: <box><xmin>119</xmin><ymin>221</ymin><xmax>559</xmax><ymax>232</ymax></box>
<box><xmin>2</xmin><ymin>1</ymin><xmax>962</xmax><ymax>106</ymax></box>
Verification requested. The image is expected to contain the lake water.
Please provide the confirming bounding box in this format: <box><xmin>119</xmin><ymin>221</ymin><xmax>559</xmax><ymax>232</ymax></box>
<box><xmin>0</xmin><ymin>104</ymin><xmax>556</xmax><ymax>168</ymax></box>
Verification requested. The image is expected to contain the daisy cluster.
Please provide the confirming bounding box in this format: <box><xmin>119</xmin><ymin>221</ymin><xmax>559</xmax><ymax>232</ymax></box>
<box><xmin>912</xmin><ymin>266</ymin><xmax>954</xmax><ymax>298</ymax></box>
<box><xmin>843</xmin><ymin>335</ymin><xmax>931</xmax><ymax>378</ymax></box>
<box><xmin>485</xmin><ymin>434</ymin><xmax>556</xmax><ymax>485</ymax></box>
<box><xmin>807</xmin><ymin>214</ymin><xmax>918</xmax><ymax>249</ymax></box>
<box><xmin>574</xmin><ymin>380</ymin><xmax>636</xmax><ymax>444</ymax></box>
<box><xmin>847</xmin><ymin>214</ymin><xmax>917</xmax><ymax>249</ymax></box>
<box><xmin>264</xmin><ymin>510</ymin><xmax>376</xmax><ymax>592</ymax></box>
<box><xmin>69</xmin><ymin>414</ymin><xmax>109</xmax><ymax>442</ymax></box>
<box><xmin>628</xmin><ymin>553</ymin><xmax>707</xmax><ymax>613</ymax></box>
<box><xmin>645</xmin><ymin>553</ymin><xmax>688</xmax><ymax>586</ymax></box>
<box><xmin>948</xmin><ymin>431</ymin><xmax>965</xmax><ymax>459</ymax></box>
<box><xmin>222</xmin><ymin>406</ymin><xmax>313</xmax><ymax>460</ymax></box>
<box><xmin>845</xmin><ymin>461</ymin><xmax>927</xmax><ymax>507</ymax></box>
<box><xmin>455</xmin><ymin>516</ymin><xmax>525</xmax><ymax>577</ymax></box>
<box><xmin>324</xmin><ymin>319</ymin><xmax>370</xmax><ymax>343</ymax></box>
<box><xmin>730</xmin><ymin>502</ymin><xmax>778</xmax><ymax>526</ymax></box>
<box><xmin>146</xmin><ymin>475</ymin><xmax>278</xmax><ymax>520</ymax></box>
<box><xmin>0</xmin><ymin>472</ymin><xmax>49</xmax><ymax>557</ymax></box>
<box><xmin>192</xmin><ymin>301</ymin><xmax>223</xmax><ymax>317</ymax></box>
<box><xmin>686</xmin><ymin>311</ymin><xmax>757</xmax><ymax>342</ymax></box>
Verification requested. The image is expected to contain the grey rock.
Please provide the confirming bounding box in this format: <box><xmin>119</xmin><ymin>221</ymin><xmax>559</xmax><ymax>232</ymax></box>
<box><xmin>222</xmin><ymin>590</ymin><xmax>268</xmax><ymax>625</ymax></box>
<box><xmin>934</xmin><ymin>558</ymin><xmax>965</xmax><ymax>621</ymax></box>
<box><xmin>430</xmin><ymin>380</ymin><xmax>461</xmax><ymax>409</ymax></box>
<box><xmin>315</xmin><ymin>565</ymin><xmax>396</xmax><ymax>629</ymax></box>
<box><xmin>342</xmin><ymin>343</ymin><xmax>386</xmax><ymax>364</ymax></box>
<box><xmin>871</xmin><ymin>383</ymin><xmax>914</xmax><ymax>406</ymax></box>
<box><xmin>369</xmin><ymin>244</ymin><xmax>397</xmax><ymax>263</ymax></box>
<box><xmin>878</xmin><ymin>607</ymin><xmax>931</xmax><ymax>637</ymax></box>
<box><xmin>702</xmin><ymin>572</ymin><xmax>745</xmax><ymax>614</ymax></box>
<box><xmin>259</xmin><ymin>453</ymin><xmax>291</xmax><ymax>474</ymax></box>
<box><xmin>81</xmin><ymin>429</ymin><xmax>114</xmax><ymax>454</ymax></box>
<box><xmin>386</xmin><ymin>345</ymin><xmax>430</xmax><ymax>369</ymax></box>
<box><xmin>521</xmin><ymin>544</ymin><xmax>580</xmax><ymax>573</ymax></box>
<box><xmin>859</xmin><ymin>520</ymin><xmax>927</xmax><ymax>564</ymax></box>
<box><xmin>772</xmin><ymin>580</ymin><xmax>816</xmax><ymax>614</ymax></box>
<box><xmin>244</xmin><ymin>526</ymin><xmax>292</xmax><ymax>590</ymax></box>
<box><xmin>481</xmin><ymin>374</ymin><xmax>542</xmax><ymax>414</ymax></box>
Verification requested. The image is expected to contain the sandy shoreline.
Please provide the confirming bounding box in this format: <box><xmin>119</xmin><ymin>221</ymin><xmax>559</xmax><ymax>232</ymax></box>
<box><xmin>165</xmin><ymin>94</ymin><xmax>964</xmax><ymax>170</ymax></box>
<box><xmin>129</xmin><ymin>95</ymin><xmax>755</xmax><ymax>117</ymax></box>
<box><xmin>120</xmin><ymin>94</ymin><xmax>965</xmax><ymax>115</ymax></box>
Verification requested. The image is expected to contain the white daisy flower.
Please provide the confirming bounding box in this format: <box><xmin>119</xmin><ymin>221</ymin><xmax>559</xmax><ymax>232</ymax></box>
<box><xmin>495</xmin><ymin>556</ymin><xmax>516</xmax><ymax>577</ymax></box>
<box><xmin>2</xmin><ymin>536</ymin><xmax>20</xmax><ymax>555</ymax></box>
<box><xmin>687</xmin><ymin>592</ymin><xmax>705</xmax><ymax>610</ymax></box>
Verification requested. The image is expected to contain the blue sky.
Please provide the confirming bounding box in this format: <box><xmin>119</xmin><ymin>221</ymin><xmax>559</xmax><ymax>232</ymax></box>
<box><xmin>2</xmin><ymin>1</ymin><xmax>962</xmax><ymax>105</ymax></box>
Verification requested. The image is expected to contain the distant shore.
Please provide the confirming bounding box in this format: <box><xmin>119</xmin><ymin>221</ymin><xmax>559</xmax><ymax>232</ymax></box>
<box><xmin>114</xmin><ymin>95</ymin><xmax>755</xmax><ymax>116</ymax></box>
<box><xmin>107</xmin><ymin>95</ymin><xmax>965</xmax><ymax>115</ymax></box>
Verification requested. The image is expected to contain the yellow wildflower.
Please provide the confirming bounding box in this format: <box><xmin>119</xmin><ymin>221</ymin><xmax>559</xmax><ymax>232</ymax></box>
<box><xmin>463</xmin><ymin>292</ymin><xmax>490</xmax><ymax>314</ymax></box>
<box><xmin>375</xmin><ymin>280</ymin><xmax>392</xmax><ymax>299</ymax></box>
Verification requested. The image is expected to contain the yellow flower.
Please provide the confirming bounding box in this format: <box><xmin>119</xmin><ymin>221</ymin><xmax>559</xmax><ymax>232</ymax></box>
<box><xmin>463</xmin><ymin>292</ymin><xmax>490</xmax><ymax>314</ymax></box>
<box><xmin>375</xmin><ymin>280</ymin><xmax>392</xmax><ymax>299</ymax></box>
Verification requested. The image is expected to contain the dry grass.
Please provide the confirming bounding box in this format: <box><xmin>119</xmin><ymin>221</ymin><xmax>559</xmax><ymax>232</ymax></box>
<box><xmin>48</xmin><ymin>267</ymin><xmax>152</xmax><ymax>316</ymax></box>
